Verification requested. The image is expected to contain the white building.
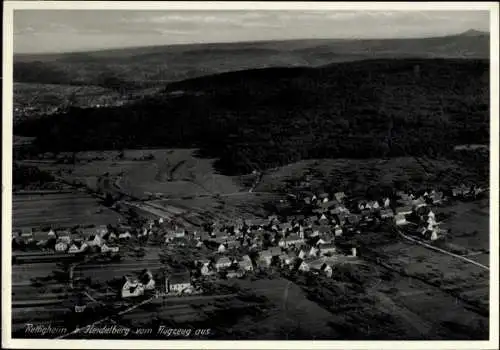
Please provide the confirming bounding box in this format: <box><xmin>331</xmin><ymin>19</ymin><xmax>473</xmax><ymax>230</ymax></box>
<box><xmin>121</xmin><ymin>278</ymin><xmax>145</xmax><ymax>298</ymax></box>
<box><xmin>55</xmin><ymin>242</ymin><xmax>68</xmax><ymax>252</ymax></box>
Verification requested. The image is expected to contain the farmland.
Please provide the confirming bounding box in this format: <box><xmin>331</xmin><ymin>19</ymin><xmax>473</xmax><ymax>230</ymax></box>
<box><xmin>18</xmin><ymin>149</ymin><xmax>243</xmax><ymax>199</ymax></box>
<box><xmin>12</xmin><ymin>192</ymin><xmax>123</xmax><ymax>229</ymax></box>
<box><xmin>437</xmin><ymin>198</ymin><xmax>489</xmax><ymax>251</ymax></box>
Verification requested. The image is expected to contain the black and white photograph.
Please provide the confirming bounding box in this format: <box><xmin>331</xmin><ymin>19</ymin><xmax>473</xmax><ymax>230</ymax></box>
<box><xmin>2</xmin><ymin>2</ymin><xmax>499</xmax><ymax>349</ymax></box>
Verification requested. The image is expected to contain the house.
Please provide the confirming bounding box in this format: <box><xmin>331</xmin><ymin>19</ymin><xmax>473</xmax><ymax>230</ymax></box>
<box><xmin>107</xmin><ymin>232</ymin><xmax>118</xmax><ymax>241</ymax></box>
<box><xmin>372</xmin><ymin>201</ymin><xmax>380</xmax><ymax>210</ymax></box>
<box><xmin>215</xmin><ymin>257</ymin><xmax>232</xmax><ymax>271</ymax></box>
<box><xmin>71</xmin><ymin>233</ymin><xmax>83</xmax><ymax>243</ymax></box>
<box><xmin>259</xmin><ymin>247</ymin><xmax>282</xmax><ymax>267</ymax></box>
<box><xmin>33</xmin><ymin>231</ymin><xmax>50</xmax><ymax>244</ymax></box>
<box><xmin>174</xmin><ymin>229</ymin><xmax>186</xmax><ymax>238</ymax></box>
<box><xmin>166</xmin><ymin>270</ymin><xmax>192</xmax><ymax>294</ymax></box>
<box><xmin>318</xmin><ymin>243</ymin><xmax>337</xmax><ymax>256</ymax></box>
<box><xmin>297</xmin><ymin>260</ymin><xmax>310</xmax><ymax>272</ymax></box>
<box><xmin>351</xmin><ymin>247</ymin><xmax>357</xmax><ymax>257</ymax></box>
<box><xmin>226</xmin><ymin>240</ymin><xmax>240</xmax><ymax>250</ymax></box>
<box><xmin>48</xmin><ymin>229</ymin><xmax>57</xmax><ymax>239</ymax></box>
<box><xmin>58</xmin><ymin>230</ymin><xmax>72</xmax><ymax>244</ymax></box>
<box><xmin>86</xmin><ymin>234</ymin><xmax>102</xmax><ymax>247</ymax></box>
<box><xmin>55</xmin><ymin>242</ymin><xmax>68</xmax><ymax>252</ymax></box>
<box><xmin>397</xmin><ymin>191</ymin><xmax>411</xmax><ymax>201</ymax></box>
<box><xmin>298</xmin><ymin>248</ymin><xmax>307</xmax><ymax>259</ymax></box>
<box><xmin>334</xmin><ymin>225</ymin><xmax>343</xmax><ymax>237</ymax></box>
<box><xmin>20</xmin><ymin>228</ymin><xmax>33</xmax><ymax>241</ymax></box>
<box><xmin>430</xmin><ymin>191</ymin><xmax>444</xmax><ymax>203</ymax></box>
<box><xmin>279</xmin><ymin>234</ymin><xmax>304</xmax><ymax>248</ymax></box>
<box><xmin>226</xmin><ymin>267</ymin><xmax>244</xmax><ymax>279</ymax></box>
<box><xmin>196</xmin><ymin>240</ymin><xmax>205</xmax><ymax>249</ymax></box>
<box><xmin>346</xmin><ymin>214</ymin><xmax>360</xmax><ymax>225</ymax></box>
<box><xmin>100</xmin><ymin>244</ymin><xmax>119</xmax><ymax>254</ymax></box>
<box><xmin>121</xmin><ymin>277</ymin><xmax>145</xmax><ymax>298</ymax></box>
<box><xmin>308</xmin><ymin>246</ymin><xmax>319</xmax><ymax>257</ymax></box>
<box><xmin>380</xmin><ymin>209</ymin><xmax>395</xmax><ymax>219</ymax></box>
<box><xmin>334</xmin><ymin>192</ymin><xmax>346</xmax><ymax>203</ymax></box>
<box><xmin>280</xmin><ymin>222</ymin><xmax>293</xmax><ymax>234</ymax></box>
<box><xmin>239</xmin><ymin>255</ymin><xmax>254</xmax><ymax>271</ymax></box>
<box><xmin>321</xmin><ymin>263</ymin><xmax>333</xmax><ymax>278</ymax></box>
<box><xmin>428</xmin><ymin>210</ymin><xmax>436</xmax><ymax>221</ymax></box>
<box><xmin>394</xmin><ymin>214</ymin><xmax>407</xmax><ymax>226</ymax></box>
<box><xmin>383</xmin><ymin>198</ymin><xmax>391</xmax><ymax>208</ymax></box>
<box><xmin>319</xmin><ymin>213</ymin><xmax>329</xmax><ymax>223</ymax></box>
<box><xmin>96</xmin><ymin>225</ymin><xmax>108</xmax><ymax>237</ymax></box>
<box><xmin>283</xmin><ymin>251</ymin><xmax>298</xmax><ymax>266</ymax></box>
<box><xmin>217</xmin><ymin>243</ymin><xmax>227</xmax><ymax>254</ymax></box>
<box><xmin>358</xmin><ymin>202</ymin><xmax>366</xmax><ymax>211</ymax></box>
<box><xmin>430</xmin><ymin>230</ymin><xmax>439</xmax><ymax>241</ymax></box>
<box><xmin>139</xmin><ymin>270</ymin><xmax>156</xmax><ymax>291</ymax></box>
<box><xmin>361</xmin><ymin>209</ymin><xmax>371</xmax><ymax>217</ymax></box>
<box><xmin>119</xmin><ymin>231</ymin><xmax>132</xmax><ymax>240</ymax></box>
<box><xmin>68</xmin><ymin>241</ymin><xmax>88</xmax><ymax>254</ymax></box>
<box><xmin>412</xmin><ymin>197</ymin><xmax>427</xmax><ymax>209</ymax></box>
<box><xmin>395</xmin><ymin>205</ymin><xmax>413</xmax><ymax>216</ymax></box>
<box><xmin>196</xmin><ymin>259</ymin><xmax>214</xmax><ymax>276</ymax></box>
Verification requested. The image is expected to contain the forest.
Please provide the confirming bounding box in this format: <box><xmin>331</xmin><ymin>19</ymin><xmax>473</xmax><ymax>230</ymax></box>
<box><xmin>14</xmin><ymin>58</ymin><xmax>489</xmax><ymax>176</ymax></box>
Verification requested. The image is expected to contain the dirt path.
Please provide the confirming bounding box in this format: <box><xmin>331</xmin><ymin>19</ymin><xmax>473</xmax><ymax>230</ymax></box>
<box><xmin>398</xmin><ymin>230</ymin><xmax>489</xmax><ymax>270</ymax></box>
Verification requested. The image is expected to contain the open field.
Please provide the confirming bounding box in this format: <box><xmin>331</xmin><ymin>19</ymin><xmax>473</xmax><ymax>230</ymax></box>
<box><xmin>150</xmin><ymin>192</ymin><xmax>284</xmax><ymax>223</ymax></box>
<box><xmin>12</xmin><ymin>192</ymin><xmax>123</xmax><ymax>229</ymax></box>
<box><xmin>374</xmin><ymin>239</ymin><xmax>489</xmax><ymax>321</ymax></box>
<box><xmin>436</xmin><ymin>199</ymin><xmax>489</xmax><ymax>251</ymax></box>
<box><xmin>18</xmin><ymin>149</ymin><xmax>243</xmax><ymax>199</ymax></box>
<box><xmin>219</xmin><ymin>277</ymin><xmax>341</xmax><ymax>339</ymax></box>
<box><xmin>256</xmin><ymin>156</ymin><xmax>488</xmax><ymax>196</ymax></box>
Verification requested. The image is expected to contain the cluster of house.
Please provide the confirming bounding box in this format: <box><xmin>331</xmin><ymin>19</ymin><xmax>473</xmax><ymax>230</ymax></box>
<box><xmin>121</xmin><ymin>268</ymin><xmax>199</xmax><ymax>298</ymax></box>
<box><xmin>451</xmin><ymin>184</ymin><xmax>486</xmax><ymax>199</ymax></box>
<box><xmin>11</xmin><ymin>225</ymin><xmax>136</xmax><ymax>255</ymax></box>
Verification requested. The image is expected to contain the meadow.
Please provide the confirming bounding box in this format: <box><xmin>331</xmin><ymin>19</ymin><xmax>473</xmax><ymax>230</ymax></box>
<box><xmin>12</xmin><ymin>192</ymin><xmax>123</xmax><ymax>229</ymax></box>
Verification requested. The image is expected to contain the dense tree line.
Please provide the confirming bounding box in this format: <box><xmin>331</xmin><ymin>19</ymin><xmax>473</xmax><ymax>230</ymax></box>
<box><xmin>14</xmin><ymin>59</ymin><xmax>489</xmax><ymax>176</ymax></box>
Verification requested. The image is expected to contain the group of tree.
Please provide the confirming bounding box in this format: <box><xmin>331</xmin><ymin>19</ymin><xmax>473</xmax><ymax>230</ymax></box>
<box><xmin>14</xmin><ymin>59</ymin><xmax>489</xmax><ymax>176</ymax></box>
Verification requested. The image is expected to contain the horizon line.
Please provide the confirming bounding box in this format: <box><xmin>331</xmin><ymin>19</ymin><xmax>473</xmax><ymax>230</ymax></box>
<box><xmin>13</xmin><ymin>28</ymin><xmax>490</xmax><ymax>56</ymax></box>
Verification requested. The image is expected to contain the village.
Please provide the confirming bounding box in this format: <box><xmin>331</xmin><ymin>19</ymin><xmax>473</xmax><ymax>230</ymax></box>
<box><xmin>12</xmin><ymin>181</ymin><xmax>487</xmax><ymax>307</ymax></box>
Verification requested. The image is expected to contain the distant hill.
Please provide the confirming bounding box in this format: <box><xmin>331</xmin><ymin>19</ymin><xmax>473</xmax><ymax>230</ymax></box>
<box><xmin>14</xmin><ymin>58</ymin><xmax>489</xmax><ymax>176</ymax></box>
<box><xmin>458</xmin><ymin>29</ymin><xmax>489</xmax><ymax>37</ymax></box>
<box><xmin>13</xmin><ymin>33</ymin><xmax>489</xmax><ymax>89</ymax></box>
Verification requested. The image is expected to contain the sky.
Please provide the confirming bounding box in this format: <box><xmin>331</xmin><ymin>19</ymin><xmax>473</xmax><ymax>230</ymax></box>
<box><xmin>13</xmin><ymin>10</ymin><xmax>490</xmax><ymax>54</ymax></box>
